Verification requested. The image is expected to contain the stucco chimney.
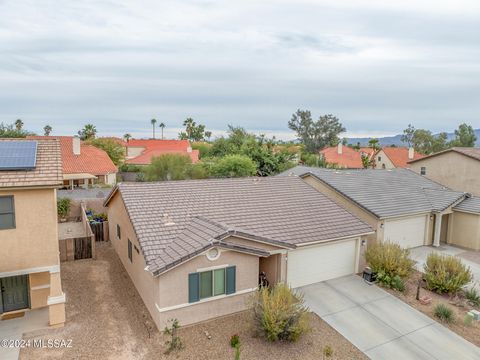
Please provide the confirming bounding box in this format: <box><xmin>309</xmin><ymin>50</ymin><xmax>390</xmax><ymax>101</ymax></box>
<box><xmin>73</xmin><ymin>136</ymin><xmax>81</xmax><ymax>155</ymax></box>
<box><xmin>408</xmin><ymin>147</ymin><xmax>414</xmax><ymax>160</ymax></box>
<box><xmin>187</xmin><ymin>146</ymin><xmax>192</xmax><ymax>153</ymax></box>
<box><xmin>337</xmin><ymin>143</ymin><xmax>343</xmax><ymax>155</ymax></box>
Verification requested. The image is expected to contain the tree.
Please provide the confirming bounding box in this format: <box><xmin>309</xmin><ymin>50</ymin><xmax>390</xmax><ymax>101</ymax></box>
<box><xmin>288</xmin><ymin>110</ymin><xmax>345</xmax><ymax>153</ymax></box>
<box><xmin>0</xmin><ymin>121</ymin><xmax>35</xmax><ymax>138</ymax></box>
<box><xmin>401</xmin><ymin>124</ymin><xmax>415</xmax><ymax>147</ymax></box>
<box><xmin>210</xmin><ymin>154</ymin><xmax>257</xmax><ymax>178</ymax></box>
<box><xmin>159</xmin><ymin>122</ymin><xmax>165</xmax><ymax>140</ymax></box>
<box><xmin>43</xmin><ymin>125</ymin><xmax>52</xmax><ymax>136</ymax></box>
<box><xmin>143</xmin><ymin>153</ymin><xmax>193</xmax><ymax>181</ymax></box>
<box><xmin>78</xmin><ymin>124</ymin><xmax>97</xmax><ymax>140</ymax></box>
<box><xmin>368</xmin><ymin>138</ymin><xmax>380</xmax><ymax>151</ymax></box>
<box><xmin>361</xmin><ymin>153</ymin><xmax>371</xmax><ymax>169</ymax></box>
<box><xmin>123</xmin><ymin>133</ymin><xmax>132</xmax><ymax>142</ymax></box>
<box><xmin>411</xmin><ymin>129</ymin><xmax>448</xmax><ymax>155</ymax></box>
<box><xmin>15</xmin><ymin>119</ymin><xmax>24</xmax><ymax>131</ymax></box>
<box><xmin>450</xmin><ymin>123</ymin><xmax>477</xmax><ymax>147</ymax></box>
<box><xmin>204</xmin><ymin>131</ymin><xmax>212</xmax><ymax>141</ymax></box>
<box><xmin>87</xmin><ymin>138</ymin><xmax>125</xmax><ymax>165</ymax></box>
<box><xmin>179</xmin><ymin>118</ymin><xmax>206</xmax><ymax>141</ymax></box>
<box><xmin>151</xmin><ymin>118</ymin><xmax>157</xmax><ymax>139</ymax></box>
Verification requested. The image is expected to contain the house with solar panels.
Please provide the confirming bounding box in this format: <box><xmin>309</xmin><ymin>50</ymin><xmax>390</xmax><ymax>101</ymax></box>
<box><xmin>0</xmin><ymin>138</ymin><xmax>66</xmax><ymax>326</ymax></box>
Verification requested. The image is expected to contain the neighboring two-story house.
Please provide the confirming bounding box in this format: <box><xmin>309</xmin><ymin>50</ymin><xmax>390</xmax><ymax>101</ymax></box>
<box><xmin>373</xmin><ymin>147</ymin><xmax>423</xmax><ymax>169</ymax></box>
<box><xmin>0</xmin><ymin>139</ymin><xmax>65</xmax><ymax>326</ymax></box>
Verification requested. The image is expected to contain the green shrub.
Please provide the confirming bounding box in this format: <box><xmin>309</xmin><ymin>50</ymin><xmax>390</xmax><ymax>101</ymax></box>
<box><xmin>323</xmin><ymin>344</ymin><xmax>334</xmax><ymax>358</ymax></box>
<box><xmin>252</xmin><ymin>283</ymin><xmax>310</xmax><ymax>342</ymax></box>
<box><xmin>163</xmin><ymin>318</ymin><xmax>184</xmax><ymax>354</ymax></box>
<box><xmin>57</xmin><ymin>197</ymin><xmax>71</xmax><ymax>218</ymax></box>
<box><xmin>433</xmin><ymin>303</ymin><xmax>455</xmax><ymax>323</ymax></box>
<box><xmin>464</xmin><ymin>313</ymin><xmax>474</xmax><ymax>327</ymax></box>
<box><xmin>464</xmin><ymin>287</ymin><xmax>480</xmax><ymax>307</ymax></box>
<box><xmin>230</xmin><ymin>334</ymin><xmax>240</xmax><ymax>348</ymax></box>
<box><xmin>365</xmin><ymin>242</ymin><xmax>414</xmax><ymax>288</ymax></box>
<box><xmin>424</xmin><ymin>253</ymin><xmax>472</xmax><ymax>294</ymax></box>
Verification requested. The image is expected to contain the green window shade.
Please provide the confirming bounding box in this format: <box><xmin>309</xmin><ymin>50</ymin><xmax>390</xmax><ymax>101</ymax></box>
<box><xmin>199</xmin><ymin>271</ymin><xmax>213</xmax><ymax>299</ymax></box>
<box><xmin>214</xmin><ymin>269</ymin><xmax>225</xmax><ymax>296</ymax></box>
<box><xmin>188</xmin><ymin>273</ymin><xmax>199</xmax><ymax>303</ymax></box>
<box><xmin>226</xmin><ymin>266</ymin><xmax>236</xmax><ymax>295</ymax></box>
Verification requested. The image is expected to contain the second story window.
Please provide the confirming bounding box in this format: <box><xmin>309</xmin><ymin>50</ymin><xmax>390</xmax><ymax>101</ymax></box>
<box><xmin>117</xmin><ymin>224</ymin><xmax>121</xmax><ymax>239</ymax></box>
<box><xmin>0</xmin><ymin>196</ymin><xmax>15</xmax><ymax>230</ymax></box>
<box><xmin>378</xmin><ymin>156</ymin><xmax>381</xmax><ymax>161</ymax></box>
<box><xmin>420</xmin><ymin>167</ymin><xmax>426</xmax><ymax>176</ymax></box>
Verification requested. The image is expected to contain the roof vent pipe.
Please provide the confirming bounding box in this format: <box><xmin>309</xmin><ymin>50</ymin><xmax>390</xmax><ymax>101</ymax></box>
<box><xmin>73</xmin><ymin>136</ymin><xmax>81</xmax><ymax>155</ymax></box>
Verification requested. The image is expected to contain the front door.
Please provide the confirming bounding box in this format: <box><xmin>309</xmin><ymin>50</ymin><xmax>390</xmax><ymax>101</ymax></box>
<box><xmin>0</xmin><ymin>275</ymin><xmax>30</xmax><ymax>313</ymax></box>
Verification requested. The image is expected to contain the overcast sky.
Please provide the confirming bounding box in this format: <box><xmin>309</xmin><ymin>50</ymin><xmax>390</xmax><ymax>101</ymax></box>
<box><xmin>1</xmin><ymin>0</ymin><xmax>479</xmax><ymax>140</ymax></box>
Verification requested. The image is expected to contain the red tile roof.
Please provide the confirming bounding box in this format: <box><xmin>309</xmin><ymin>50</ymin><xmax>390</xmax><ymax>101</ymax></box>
<box><xmin>380</xmin><ymin>147</ymin><xmax>424</xmax><ymax>168</ymax></box>
<box><xmin>27</xmin><ymin>136</ymin><xmax>117</xmax><ymax>175</ymax></box>
<box><xmin>126</xmin><ymin>139</ymin><xmax>199</xmax><ymax>165</ymax></box>
<box><xmin>320</xmin><ymin>146</ymin><xmax>375</xmax><ymax>168</ymax></box>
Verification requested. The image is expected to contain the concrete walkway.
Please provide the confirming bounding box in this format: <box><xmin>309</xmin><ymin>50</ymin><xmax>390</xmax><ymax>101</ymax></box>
<box><xmin>0</xmin><ymin>308</ymin><xmax>49</xmax><ymax>360</ymax></box>
<box><xmin>300</xmin><ymin>275</ymin><xmax>480</xmax><ymax>360</ymax></box>
<box><xmin>410</xmin><ymin>245</ymin><xmax>480</xmax><ymax>291</ymax></box>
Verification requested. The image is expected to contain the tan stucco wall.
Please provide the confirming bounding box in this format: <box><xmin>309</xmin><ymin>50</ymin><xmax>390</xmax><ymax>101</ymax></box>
<box><xmin>374</xmin><ymin>150</ymin><xmax>396</xmax><ymax>169</ymax></box>
<box><xmin>449</xmin><ymin>211</ymin><xmax>480</xmax><ymax>250</ymax></box>
<box><xmin>410</xmin><ymin>151</ymin><xmax>480</xmax><ymax>196</ymax></box>
<box><xmin>0</xmin><ymin>188</ymin><xmax>60</xmax><ymax>272</ymax></box>
<box><xmin>29</xmin><ymin>272</ymin><xmax>50</xmax><ymax>309</ymax></box>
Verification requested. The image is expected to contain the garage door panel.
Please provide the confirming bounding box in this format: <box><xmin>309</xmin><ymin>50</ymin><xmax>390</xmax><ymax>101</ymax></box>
<box><xmin>287</xmin><ymin>239</ymin><xmax>357</xmax><ymax>288</ymax></box>
<box><xmin>383</xmin><ymin>216</ymin><xmax>426</xmax><ymax>249</ymax></box>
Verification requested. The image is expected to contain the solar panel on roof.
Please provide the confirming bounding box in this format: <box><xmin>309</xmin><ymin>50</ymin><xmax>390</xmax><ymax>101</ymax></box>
<box><xmin>0</xmin><ymin>141</ymin><xmax>38</xmax><ymax>170</ymax></box>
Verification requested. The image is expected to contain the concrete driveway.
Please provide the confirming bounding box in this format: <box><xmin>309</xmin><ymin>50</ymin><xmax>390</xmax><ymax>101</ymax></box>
<box><xmin>300</xmin><ymin>275</ymin><xmax>480</xmax><ymax>360</ymax></box>
<box><xmin>410</xmin><ymin>245</ymin><xmax>480</xmax><ymax>290</ymax></box>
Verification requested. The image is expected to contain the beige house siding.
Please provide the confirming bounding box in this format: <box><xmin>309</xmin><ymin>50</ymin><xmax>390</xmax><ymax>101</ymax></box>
<box><xmin>374</xmin><ymin>150</ymin><xmax>396</xmax><ymax>169</ymax></box>
<box><xmin>0</xmin><ymin>188</ymin><xmax>65</xmax><ymax>326</ymax></box>
<box><xmin>410</xmin><ymin>151</ymin><xmax>480</xmax><ymax>196</ymax></box>
<box><xmin>449</xmin><ymin>211</ymin><xmax>480</xmax><ymax>250</ymax></box>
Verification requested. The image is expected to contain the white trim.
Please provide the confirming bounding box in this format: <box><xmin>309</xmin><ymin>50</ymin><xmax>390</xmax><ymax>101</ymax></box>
<box><xmin>196</xmin><ymin>264</ymin><xmax>229</xmax><ymax>273</ymax></box>
<box><xmin>31</xmin><ymin>284</ymin><xmax>50</xmax><ymax>291</ymax></box>
<box><xmin>206</xmin><ymin>247</ymin><xmax>221</xmax><ymax>261</ymax></box>
<box><xmin>0</xmin><ymin>265</ymin><xmax>59</xmax><ymax>278</ymax></box>
<box><xmin>268</xmin><ymin>249</ymin><xmax>288</xmax><ymax>255</ymax></box>
<box><xmin>47</xmin><ymin>293</ymin><xmax>66</xmax><ymax>305</ymax></box>
<box><xmin>296</xmin><ymin>234</ymin><xmax>371</xmax><ymax>248</ymax></box>
<box><xmin>155</xmin><ymin>287</ymin><xmax>257</xmax><ymax>313</ymax></box>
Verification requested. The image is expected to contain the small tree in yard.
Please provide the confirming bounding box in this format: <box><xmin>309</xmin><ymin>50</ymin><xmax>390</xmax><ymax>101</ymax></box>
<box><xmin>210</xmin><ymin>154</ymin><xmax>257</xmax><ymax>178</ymax></box>
<box><xmin>57</xmin><ymin>198</ymin><xmax>71</xmax><ymax>221</ymax></box>
<box><xmin>143</xmin><ymin>153</ymin><xmax>193</xmax><ymax>181</ymax></box>
<box><xmin>252</xmin><ymin>283</ymin><xmax>310</xmax><ymax>342</ymax></box>
<box><xmin>163</xmin><ymin>318</ymin><xmax>184</xmax><ymax>354</ymax></box>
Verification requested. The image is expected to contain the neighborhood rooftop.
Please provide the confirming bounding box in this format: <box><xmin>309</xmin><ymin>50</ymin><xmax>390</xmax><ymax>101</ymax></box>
<box><xmin>454</xmin><ymin>196</ymin><xmax>480</xmax><ymax>214</ymax></box>
<box><xmin>408</xmin><ymin>147</ymin><xmax>480</xmax><ymax>163</ymax></box>
<box><xmin>0</xmin><ymin>138</ymin><xmax>62</xmax><ymax>188</ymax></box>
<box><xmin>279</xmin><ymin>166</ymin><xmax>467</xmax><ymax>219</ymax></box>
<box><xmin>105</xmin><ymin>176</ymin><xmax>373</xmax><ymax>275</ymax></box>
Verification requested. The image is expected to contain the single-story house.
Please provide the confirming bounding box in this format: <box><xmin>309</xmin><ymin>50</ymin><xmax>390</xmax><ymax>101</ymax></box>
<box><xmin>408</xmin><ymin>147</ymin><xmax>480</xmax><ymax>196</ymax></box>
<box><xmin>104</xmin><ymin>177</ymin><xmax>373</xmax><ymax>328</ymax></box>
<box><xmin>279</xmin><ymin>166</ymin><xmax>469</xmax><ymax>249</ymax></box>
<box><xmin>0</xmin><ymin>139</ymin><xmax>65</xmax><ymax>326</ymax></box>
<box><xmin>373</xmin><ymin>147</ymin><xmax>423</xmax><ymax>169</ymax></box>
<box><xmin>319</xmin><ymin>143</ymin><xmax>374</xmax><ymax>169</ymax></box>
<box><xmin>28</xmin><ymin>136</ymin><xmax>118</xmax><ymax>188</ymax></box>
<box><xmin>125</xmin><ymin>139</ymin><xmax>199</xmax><ymax>165</ymax></box>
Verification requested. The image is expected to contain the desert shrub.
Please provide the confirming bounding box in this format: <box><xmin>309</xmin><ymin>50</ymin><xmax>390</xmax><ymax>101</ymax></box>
<box><xmin>464</xmin><ymin>313</ymin><xmax>474</xmax><ymax>327</ymax></box>
<box><xmin>57</xmin><ymin>197</ymin><xmax>71</xmax><ymax>218</ymax></box>
<box><xmin>163</xmin><ymin>318</ymin><xmax>184</xmax><ymax>354</ymax></box>
<box><xmin>230</xmin><ymin>334</ymin><xmax>241</xmax><ymax>360</ymax></box>
<box><xmin>434</xmin><ymin>303</ymin><xmax>455</xmax><ymax>323</ymax></box>
<box><xmin>252</xmin><ymin>283</ymin><xmax>310</xmax><ymax>342</ymax></box>
<box><xmin>365</xmin><ymin>242</ymin><xmax>414</xmax><ymax>288</ymax></box>
<box><xmin>424</xmin><ymin>253</ymin><xmax>472</xmax><ymax>294</ymax></box>
<box><xmin>323</xmin><ymin>344</ymin><xmax>334</xmax><ymax>358</ymax></box>
<box><xmin>464</xmin><ymin>287</ymin><xmax>480</xmax><ymax>307</ymax></box>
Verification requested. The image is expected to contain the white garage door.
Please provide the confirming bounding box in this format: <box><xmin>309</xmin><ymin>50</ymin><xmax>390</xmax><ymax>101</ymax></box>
<box><xmin>287</xmin><ymin>239</ymin><xmax>357</xmax><ymax>288</ymax></box>
<box><xmin>383</xmin><ymin>216</ymin><xmax>427</xmax><ymax>249</ymax></box>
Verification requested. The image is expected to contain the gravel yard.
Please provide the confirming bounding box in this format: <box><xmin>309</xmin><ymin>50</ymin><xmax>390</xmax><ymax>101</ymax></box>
<box><xmin>20</xmin><ymin>242</ymin><xmax>366</xmax><ymax>360</ymax></box>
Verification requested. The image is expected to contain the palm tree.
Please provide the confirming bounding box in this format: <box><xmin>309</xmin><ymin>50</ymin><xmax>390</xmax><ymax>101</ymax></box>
<box><xmin>15</xmin><ymin>119</ymin><xmax>24</xmax><ymax>131</ymax></box>
<box><xmin>159</xmin><ymin>122</ymin><xmax>165</xmax><ymax>140</ymax></box>
<box><xmin>151</xmin><ymin>118</ymin><xmax>157</xmax><ymax>139</ymax></box>
<box><xmin>123</xmin><ymin>133</ymin><xmax>132</xmax><ymax>142</ymax></box>
<box><xmin>78</xmin><ymin>124</ymin><xmax>97</xmax><ymax>140</ymax></box>
<box><xmin>43</xmin><ymin>125</ymin><xmax>52</xmax><ymax>136</ymax></box>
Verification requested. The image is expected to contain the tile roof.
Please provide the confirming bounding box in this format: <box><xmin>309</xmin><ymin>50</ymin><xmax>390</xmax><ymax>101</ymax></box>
<box><xmin>320</xmin><ymin>146</ymin><xmax>374</xmax><ymax>169</ymax></box>
<box><xmin>126</xmin><ymin>139</ymin><xmax>199</xmax><ymax>165</ymax></box>
<box><xmin>0</xmin><ymin>138</ymin><xmax>62</xmax><ymax>188</ymax></box>
<box><xmin>454</xmin><ymin>196</ymin><xmax>480</xmax><ymax>214</ymax></box>
<box><xmin>106</xmin><ymin>176</ymin><xmax>374</xmax><ymax>275</ymax></box>
<box><xmin>28</xmin><ymin>136</ymin><xmax>117</xmax><ymax>175</ymax></box>
<box><xmin>379</xmin><ymin>147</ymin><xmax>424</xmax><ymax>168</ymax></box>
<box><xmin>278</xmin><ymin>166</ymin><xmax>467</xmax><ymax>218</ymax></box>
<box><xmin>408</xmin><ymin>147</ymin><xmax>480</xmax><ymax>164</ymax></box>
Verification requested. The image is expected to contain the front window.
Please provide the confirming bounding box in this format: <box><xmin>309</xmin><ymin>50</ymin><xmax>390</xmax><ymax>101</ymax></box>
<box><xmin>200</xmin><ymin>268</ymin><xmax>226</xmax><ymax>299</ymax></box>
<box><xmin>0</xmin><ymin>196</ymin><xmax>15</xmax><ymax>230</ymax></box>
<box><xmin>189</xmin><ymin>265</ymin><xmax>236</xmax><ymax>303</ymax></box>
<box><xmin>420</xmin><ymin>167</ymin><xmax>426</xmax><ymax>175</ymax></box>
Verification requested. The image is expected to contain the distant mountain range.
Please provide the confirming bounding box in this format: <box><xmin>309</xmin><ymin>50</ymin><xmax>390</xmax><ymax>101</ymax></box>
<box><xmin>347</xmin><ymin>129</ymin><xmax>480</xmax><ymax>147</ymax></box>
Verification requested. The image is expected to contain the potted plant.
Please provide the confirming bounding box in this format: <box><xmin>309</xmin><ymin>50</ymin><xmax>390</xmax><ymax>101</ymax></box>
<box><xmin>57</xmin><ymin>197</ymin><xmax>71</xmax><ymax>222</ymax></box>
